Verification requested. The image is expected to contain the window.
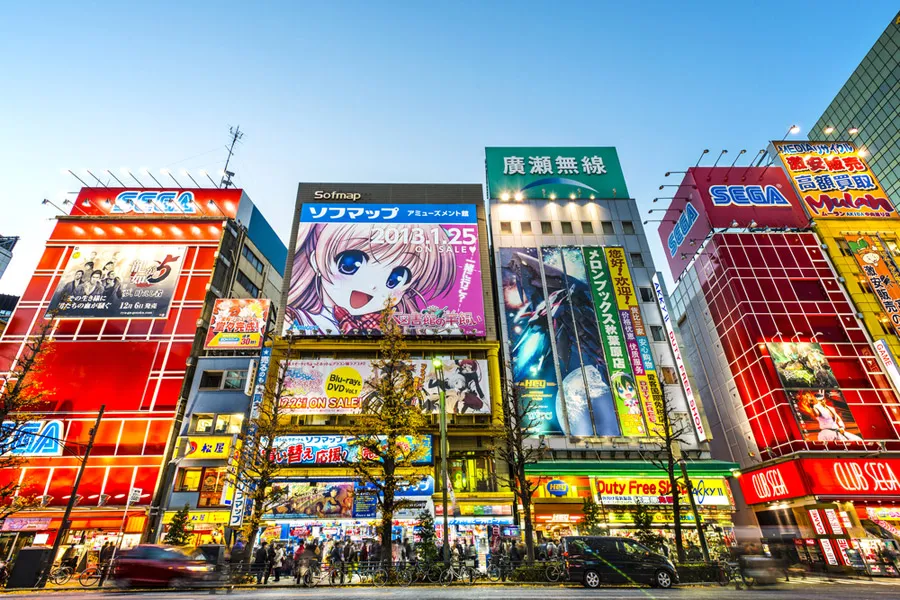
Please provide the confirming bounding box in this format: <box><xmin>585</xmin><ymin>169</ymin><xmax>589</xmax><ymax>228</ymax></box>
<box><xmin>601</xmin><ymin>221</ymin><xmax>615</xmax><ymax>235</ymax></box>
<box><xmin>223</xmin><ymin>370</ymin><xmax>248</xmax><ymax>390</ymax></box>
<box><xmin>639</xmin><ymin>287</ymin><xmax>654</xmax><ymax>303</ymax></box>
<box><xmin>561</xmin><ymin>222</ymin><xmax>573</xmax><ymax>234</ymax></box>
<box><xmin>175</xmin><ymin>468</ymin><xmax>202</xmax><ymax>492</ymax></box>
<box><xmin>199</xmin><ymin>371</ymin><xmax>223</xmax><ymax>389</ymax></box>
<box><xmin>236</xmin><ymin>271</ymin><xmax>260</xmax><ymax>297</ymax></box>
<box><xmin>198</xmin><ymin>468</ymin><xmax>228</xmax><ymax>507</ymax></box>
<box><xmin>541</xmin><ymin>222</ymin><xmax>553</xmax><ymax>234</ymax></box>
<box><xmin>650</xmin><ymin>325</ymin><xmax>666</xmax><ymax>342</ymax></box>
<box><xmin>660</xmin><ymin>366</ymin><xmax>678</xmax><ymax>385</ymax></box>
<box><xmin>520</xmin><ymin>221</ymin><xmax>532</xmax><ymax>234</ymax></box>
<box><xmin>215</xmin><ymin>414</ymin><xmax>244</xmax><ymax>434</ymax></box>
<box><xmin>500</xmin><ymin>221</ymin><xmax>512</xmax><ymax>234</ymax></box>
<box><xmin>581</xmin><ymin>221</ymin><xmax>594</xmax><ymax>234</ymax></box>
<box><xmin>448</xmin><ymin>452</ymin><xmax>496</xmax><ymax>493</ymax></box>
<box><xmin>622</xmin><ymin>221</ymin><xmax>636</xmax><ymax>235</ymax></box>
<box><xmin>630</xmin><ymin>253</ymin><xmax>645</xmax><ymax>268</ymax></box>
<box><xmin>241</xmin><ymin>245</ymin><xmax>264</xmax><ymax>274</ymax></box>
<box><xmin>199</xmin><ymin>370</ymin><xmax>248</xmax><ymax>391</ymax></box>
<box><xmin>618</xmin><ymin>539</ymin><xmax>650</xmax><ymax>557</ymax></box>
<box><xmin>191</xmin><ymin>413</ymin><xmax>215</xmax><ymax>433</ymax></box>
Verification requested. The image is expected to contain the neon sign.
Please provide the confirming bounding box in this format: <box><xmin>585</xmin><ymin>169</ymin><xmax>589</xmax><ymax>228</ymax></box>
<box><xmin>110</xmin><ymin>191</ymin><xmax>199</xmax><ymax>215</ymax></box>
<box><xmin>709</xmin><ymin>185</ymin><xmax>790</xmax><ymax>206</ymax></box>
<box><xmin>1</xmin><ymin>420</ymin><xmax>64</xmax><ymax>456</ymax></box>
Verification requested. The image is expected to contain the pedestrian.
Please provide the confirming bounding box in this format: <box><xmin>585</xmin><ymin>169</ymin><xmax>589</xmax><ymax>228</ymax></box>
<box><xmin>272</xmin><ymin>545</ymin><xmax>284</xmax><ymax>582</ymax></box>
<box><xmin>253</xmin><ymin>541</ymin><xmax>268</xmax><ymax>584</ymax></box>
<box><xmin>546</xmin><ymin>539</ymin><xmax>557</xmax><ymax>559</ymax></box>
<box><xmin>264</xmin><ymin>542</ymin><xmax>276</xmax><ymax>583</ymax></box>
<box><xmin>61</xmin><ymin>544</ymin><xmax>78</xmax><ymax>571</ymax></box>
<box><xmin>97</xmin><ymin>542</ymin><xmax>114</xmax><ymax>586</ymax></box>
<box><xmin>509</xmin><ymin>542</ymin><xmax>521</xmax><ymax>568</ymax></box>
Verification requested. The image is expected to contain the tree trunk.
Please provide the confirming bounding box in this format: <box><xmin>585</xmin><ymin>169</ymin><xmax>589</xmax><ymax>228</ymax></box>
<box><xmin>668</xmin><ymin>460</ymin><xmax>685</xmax><ymax>564</ymax></box>
<box><xmin>382</xmin><ymin>462</ymin><xmax>395</xmax><ymax>567</ymax></box>
<box><xmin>519</xmin><ymin>467</ymin><xmax>535</xmax><ymax>565</ymax></box>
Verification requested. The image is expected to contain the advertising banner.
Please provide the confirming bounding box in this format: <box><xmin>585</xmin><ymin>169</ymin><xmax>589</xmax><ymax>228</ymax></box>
<box><xmin>47</xmin><ymin>244</ymin><xmax>185</xmax><ymax>319</ymax></box>
<box><xmin>498</xmin><ymin>247</ymin><xmax>564</xmax><ymax>435</ymax></box>
<box><xmin>528</xmin><ymin>476</ymin><xmax>593</xmax><ymax>499</ymax></box>
<box><xmin>485</xmin><ymin>147</ymin><xmax>629</xmax><ymax>200</ymax></box>
<box><xmin>594</xmin><ymin>476</ymin><xmax>733</xmax><ymax>506</ymax></box>
<box><xmin>787</xmin><ymin>390</ymin><xmax>863</xmax><ymax>443</ymax></box>
<box><xmin>846</xmin><ymin>235</ymin><xmax>900</xmax><ymax>337</ymax></box>
<box><xmin>204</xmin><ymin>299</ymin><xmax>270</xmax><ymax>350</ymax></box>
<box><xmin>270</xmin><ymin>481</ymin><xmax>354</xmax><ymax>519</ymax></box>
<box><xmin>583</xmin><ymin>248</ymin><xmax>646</xmax><ymax>436</ymax></box>
<box><xmin>278</xmin><ymin>358</ymin><xmax>490</xmax><ymax>416</ymax></box>
<box><xmin>183</xmin><ymin>436</ymin><xmax>234</xmax><ymax>460</ymax></box>
<box><xmin>738</xmin><ymin>460</ymin><xmax>809</xmax><ymax>504</ymax></box>
<box><xmin>285</xmin><ymin>203</ymin><xmax>484</xmax><ymax>337</ymax></box>
<box><xmin>873</xmin><ymin>339</ymin><xmax>900</xmax><ymax>395</ymax></box>
<box><xmin>604</xmin><ymin>247</ymin><xmax>663</xmax><ymax>435</ymax></box>
<box><xmin>773</xmin><ymin>141</ymin><xmax>897</xmax><ymax>219</ymax></box>
<box><xmin>766</xmin><ymin>342</ymin><xmax>840</xmax><ymax>389</ymax></box>
<box><xmin>540</xmin><ymin>247</ymin><xmax>620</xmax><ymax>437</ymax></box>
<box><xmin>271</xmin><ymin>435</ymin><xmax>433</xmax><ymax>466</ymax></box>
<box><xmin>800</xmin><ymin>457</ymin><xmax>900</xmax><ymax>497</ymax></box>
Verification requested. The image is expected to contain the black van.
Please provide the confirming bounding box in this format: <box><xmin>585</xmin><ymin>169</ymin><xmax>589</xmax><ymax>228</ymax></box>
<box><xmin>561</xmin><ymin>536</ymin><xmax>678</xmax><ymax>589</ymax></box>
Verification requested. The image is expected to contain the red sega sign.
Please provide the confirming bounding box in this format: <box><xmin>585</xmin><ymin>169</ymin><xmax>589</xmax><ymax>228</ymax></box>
<box><xmin>738</xmin><ymin>460</ymin><xmax>808</xmax><ymax>504</ymax></box>
<box><xmin>68</xmin><ymin>187</ymin><xmax>243</xmax><ymax>219</ymax></box>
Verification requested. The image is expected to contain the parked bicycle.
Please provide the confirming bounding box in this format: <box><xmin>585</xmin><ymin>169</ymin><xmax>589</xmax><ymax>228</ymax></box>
<box><xmin>440</xmin><ymin>560</ymin><xmax>475</xmax><ymax>585</ymax></box>
<box><xmin>716</xmin><ymin>560</ymin><xmax>745</xmax><ymax>587</ymax></box>
<box><xmin>487</xmin><ymin>556</ymin><xmax>514</xmax><ymax>582</ymax></box>
<box><xmin>544</xmin><ymin>557</ymin><xmax>568</xmax><ymax>582</ymax></box>
<box><xmin>48</xmin><ymin>564</ymin><xmax>73</xmax><ymax>586</ymax></box>
<box><xmin>300</xmin><ymin>560</ymin><xmax>332</xmax><ymax>587</ymax></box>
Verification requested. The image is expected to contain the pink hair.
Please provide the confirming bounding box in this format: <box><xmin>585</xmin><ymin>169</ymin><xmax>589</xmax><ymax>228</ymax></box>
<box><xmin>287</xmin><ymin>222</ymin><xmax>457</xmax><ymax>319</ymax></box>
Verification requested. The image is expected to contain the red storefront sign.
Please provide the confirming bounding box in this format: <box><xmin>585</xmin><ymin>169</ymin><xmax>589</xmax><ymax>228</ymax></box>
<box><xmin>739</xmin><ymin>460</ymin><xmax>807</xmax><ymax>504</ymax></box>
<box><xmin>68</xmin><ymin>187</ymin><xmax>242</xmax><ymax>219</ymax></box>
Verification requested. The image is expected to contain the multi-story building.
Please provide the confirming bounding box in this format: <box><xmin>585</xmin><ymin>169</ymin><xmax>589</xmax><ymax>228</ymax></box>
<box><xmin>486</xmin><ymin>147</ymin><xmax>737</xmax><ymax>552</ymax></box>
<box><xmin>810</xmin><ymin>10</ymin><xmax>900</xmax><ymax>202</ymax></box>
<box><xmin>0</xmin><ymin>236</ymin><xmax>18</xmax><ymax>282</ymax></box>
<box><xmin>0</xmin><ymin>187</ymin><xmax>285</xmax><ymax>565</ymax></box>
<box><xmin>662</xmin><ymin>159</ymin><xmax>900</xmax><ymax>575</ymax></box>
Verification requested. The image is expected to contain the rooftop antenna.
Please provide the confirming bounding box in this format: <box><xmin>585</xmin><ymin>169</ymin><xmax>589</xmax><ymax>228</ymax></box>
<box><xmin>220</xmin><ymin>125</ymin><xmax>244</xmax><ymax>188</ymax></box>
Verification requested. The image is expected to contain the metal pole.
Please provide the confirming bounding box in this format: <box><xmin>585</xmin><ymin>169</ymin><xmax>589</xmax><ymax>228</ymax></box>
<box><xmin>110</xmin><ymin>493</ymin><xmax>133</xmax><ymax>562</ymax></box>
<box><xmin>678</xmin><ymin>458</ymin><xmax>710</xmax><ymax>564</ymax></box>
<box><xmin>38</xmin><ymin>405</ymin><xmax>105</xmax><ymax>588</ymax></box>
<box><xmin>435</xmin><ymin>363</ymin><xmax>450</xmax><ymax>567</ymax></box>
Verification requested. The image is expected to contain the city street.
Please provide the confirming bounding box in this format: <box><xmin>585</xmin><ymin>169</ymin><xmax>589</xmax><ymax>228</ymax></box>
<box><xmin>22</xmin><ymin>579</ymin><xmax>900</xmax><ymax>600</ymax></box>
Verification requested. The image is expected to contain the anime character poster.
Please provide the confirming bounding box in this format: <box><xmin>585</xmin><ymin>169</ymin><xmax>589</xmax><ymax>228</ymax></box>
<box><xmin>47</xmin><ymin>244</ymin><xmax>185</xmax><ymax>319</ymax></box>
<box><xmin>203</xmin><ymin>298</ymin><xmax>270</xmax><ymax>349</ymax></box>
<box><xmin>540</xmin><ymin>246</ymin><xmax>620</xmax><ymax>437</ymax></box>
<box><xmin>284</xmin><ymin>203</ymin><xmax>485</xmax><ymax>337</ymax></box>
<box><xmin>270</xmin><ymin>481</ymin><xmax>354</xmax><ymax>518</ymax></box>
<box><xmin>766</xmin><ymin>342</ymin><xmax>839</xmax><ymax>389</ymax></box>
<box><xmin>499</xmin><ymin>247</ymin><xmax>564</xmax><ymax>435</ymax></box>
<box><xmin>788</xmin><ymin>390</ymin><xmax>863</xmax><ymax>442</ymax></box>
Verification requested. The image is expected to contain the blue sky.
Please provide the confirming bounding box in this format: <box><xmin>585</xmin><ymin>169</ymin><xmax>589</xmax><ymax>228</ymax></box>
<box><xmin>1</xmin><ymin>1</ymin><xmax>896</xmax><ymax>293</ymax></box>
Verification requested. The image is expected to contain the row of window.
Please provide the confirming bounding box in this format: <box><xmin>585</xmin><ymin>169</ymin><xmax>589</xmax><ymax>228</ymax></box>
<box><xmin>188</xmin><ymin>412</ymin><xmax>243</xmax><ymax>434</ymax></box>
<box><xmin>241</xmin><ymin>245</ymin><xmax>264</xmax><ymax>275</ymax></box>
<box><xmin>236</xmin><ymin>270</ymin><xmax>261</xmax><ymax>297</ymax></box>
<box><xmin>498</xmin><ymin>220</ymin><xmax>637</xmax><ymax>237</ymax></box>
<box><xmin>198</xmin><ymin>369</ymin><xmax>249</xmax><ymax>391</ymax></box>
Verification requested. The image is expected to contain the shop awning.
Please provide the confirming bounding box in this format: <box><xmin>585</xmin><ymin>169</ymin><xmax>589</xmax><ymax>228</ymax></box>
<box><xmin>524</xmin><ymin>460</ymin><xmax>740</xmax><ymax>478</ymax></box>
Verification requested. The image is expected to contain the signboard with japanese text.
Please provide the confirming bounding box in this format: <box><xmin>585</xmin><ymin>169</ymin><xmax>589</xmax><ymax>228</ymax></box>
<box><xmin>847</xmin><ymin>235</ymin><xmax>900</xmax><ymax>337</ymax></box>
<box><xmin>485</xmin><ymin>147</ymin><xmax>630</xmax><ymax>200</ymax></box>
<box><xmin>583</xmin><ymin>247</ymin><xmax>646</xmax><ymax>436</ymax></box>
<box><xmin>604</xmin><ymin>247</ymin><xmax>664</xmax><ymax>435</ymax></box>
<box><xmin>66</xmin><ymin>188</ymin><xmax>243</xmax><ymax>219</ymax></box>
<box><xmin>271</xmin><ymin>435</ymin><xmax>433</xmax><ymax>466</ymax></box>
<box><xmin>1</xmin><ymin>420</ymin><xmax>64</xmax><ymax>456</ymax></box>
<box><xmin>594</xmin><ymin>476</ymin><xmax>733</xmax><ymax>506</ymax></box>
<box><xmin>182</xmin><ymin>436</ymin><xmax>234</xmax><ymax>460</ymax></box>
<box><xmin>773</xmin><ymin>141</ymin><xmax>897</xmax><ymax>219</ymax></box>
<box><xmin>47</xmin><ymin>245</ymin><xmax>185</xmax><ymax>319</ymax></box>
<box><xmin>278</xmin><ymin>358</ymin><xmax>490</xmax><ymax>415</ymax></box>
<box><xmin>204</xmin><ymin>299</ymin><xmax>270</xmax><ymax>350</ymax></box>
<box><xmin>285</xmin><ymin>203</ymin><xmax>484</xmax><ymax>337</ymax></box>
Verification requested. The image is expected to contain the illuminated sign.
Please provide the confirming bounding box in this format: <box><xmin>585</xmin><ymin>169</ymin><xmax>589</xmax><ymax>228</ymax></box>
<box><xmin>111</xmin><ymin>191</ymin><xmax>199</xmax><ymax>215</ymax></box>
<box><xmin>1</xmin><ymin>420</ymin><xmax>64</xmax><ymax>456</ymax></box>
<box><xmin>204</xmin><ymin>299</ymin><xmax>270</xmax><ymax>350</ymax></box>
<box><xmin>742</xmin><ymin>457</ymin><xmax>900</xmax><ymax>504</ymax></box>
<box><xmin>594</xmin><ymin>476</ymin><xmax>732</xmax><ymax>506</ymax></box>
<box><xmin>546</xmin><ymin>479</ymin><xmax>569</xmax><ymax>497</ymax></box>
<box><xmin>739</xmin><ymin>460</ymin><xmax>807</xmax><ymax>504</ymax></box>
<box><xmin>162</xmin><ymin>510</ymin><xmax>231</xmax><ymax>524</ymax></box>
<box><xmin>667</xmin><ymin>203</ymin><xmax>700</xmax><ymax>257</ymax></box>
<box><xmin>773</xmin><ymin>140</ymin><xmax>897</xmax><ymax>219</ymax></box>
<box><xmin>69</xmin><ymin>188</ymin><xmax>241</xmax><ymax>219</ymax></box>
<box><xmin>709</xmin><ymin>185</ymin><xmax>791</xmax><ymax>206</ymax></box>
<box><xmin>808</xmin><ymin>509</ymin><xmax>828</xmax><ymax>535</ymax></box>
<box><xmin>183</xmin><ymin>436</ymin><xmax>234</xmax><ymax>460</ymax></box>
<box><xmin>873</xmin><ymin>339</ymin><xmax>900</xmax><ymax>394</ymax></box>
<box><xmin>271</xmin><ymin>435</ymin><xmax>433</xmax><ymax>466</ymax></box>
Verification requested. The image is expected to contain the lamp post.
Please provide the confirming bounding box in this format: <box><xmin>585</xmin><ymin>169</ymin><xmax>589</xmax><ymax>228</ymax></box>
<box><xmin>432</xmin><ymin>358</ymin><xmax>450</xmax><ymax>567</ymax></box>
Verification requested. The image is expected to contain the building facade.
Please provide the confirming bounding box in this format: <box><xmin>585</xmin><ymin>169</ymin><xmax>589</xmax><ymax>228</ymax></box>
<box><xmin>810</xmin><ymin>10</ymin><xmax>900</xmax><ymax>202</ymax></box>
<box><xmin>0</xmin><ymin>187</ymin><xmax>285</xmax><ymax>566</ymax></box>
<box><xmin>0</xmin><ymin>236</ymin><xmax>18</xmax><ymax>283</ymax></box>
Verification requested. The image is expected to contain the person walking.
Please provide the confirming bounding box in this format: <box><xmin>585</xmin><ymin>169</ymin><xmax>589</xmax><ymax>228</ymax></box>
<box><xmin>253</xmin><ymin>541</ymin><xmax>268</xmax><ymax>584</ymax></box>
<box><xmin>272</xmin><ymin>545</ymin><xmax>284</xmax><ymax>583</ymax></box>
<box><xmin>97</xmin><ymin>542</ymin><xmax>115</xmax><ymax>586</ymax></box>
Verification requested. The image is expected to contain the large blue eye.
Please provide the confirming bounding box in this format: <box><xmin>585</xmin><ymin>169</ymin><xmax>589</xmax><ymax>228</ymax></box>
<box><xmin>336</xmin><ymin>250</ymin><xmax>367</xmax><ymax>275</ymax></box>
<box><xmin>386</xmin><ymin>266</ymin><xmax>411</xmax><ymax>289</ymax></box>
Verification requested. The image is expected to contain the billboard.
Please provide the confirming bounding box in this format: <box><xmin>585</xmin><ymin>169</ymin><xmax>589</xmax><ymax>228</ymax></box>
<box><xmin>594</xmin><ymin>475</ymin><xmax>732</xmax><ymax>506</ymax></box>
<box><xmin>485</xmin><ymin>147</ymin><xmax>630</xmax><ymax>200</ymax></box>
<box><xmin>773</xmin><ymin>141</ymin><xmax>897</xmax><ymax>219</ymax></box>
<box><xmin>47</xmin><ymin>245</ymin><xmax>185</xmax><ymax>319</ymax></box>
<box><xmin>66</xmin><ymin>188</ymin><xmax>242</xmax><ymax>219</ymax></box>
<box><xmin>278</xmin><ymin>358</ymin><xmax>490</xmax><ymax>415</ymax></box>
<box><xmin>271</xmin><ymin>435</ymin><xmax>433</xmax><ymax>466</ymax></box>
<box><xmin>788</xmin><ymin>390</ymin><xmax>862</xmax><ymax>443</ymax></box>
<box><xmin>846</xmin><ymin>235</ymin><xmax>900</xmax><ymax>337</ymax></box>
<box><xmin>270</xmin><ymin>481</ymin><xmax>354</xmax><ymax>518</ymax></box>
<box><xmin>204</xmin><ymin>298</ymin><xmax>271</xmax><ymax>350</ymax></box>
<box><xmin>284</xmin><ymin>203</ymin><xmax>485</xmax><ymax>337</ymax></box>
<box><xmin>583</xmin><ymin>248</ymin><xmax>646</xmax><ymax>436</ymax></box>
<box><xmin>766</xmin><ymin>342</ymin><xmax>839</xmax><ymax>389</ymax></box>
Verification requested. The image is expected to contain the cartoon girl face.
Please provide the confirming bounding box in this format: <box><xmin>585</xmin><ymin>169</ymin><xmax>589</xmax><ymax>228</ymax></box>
<box><xmin>613</xmin><ymin>374</ymin><xmax>637</xmax><ymax>403</ymax></box>
<box><xmin>323</xmin><ymin>248</ymin><xmax>414</xmax><ymax>316</ymax></box>
<box><xmin>861</xmin><ymin>252</ymin><xmax>880</xmax><ymax>266</ymax></box>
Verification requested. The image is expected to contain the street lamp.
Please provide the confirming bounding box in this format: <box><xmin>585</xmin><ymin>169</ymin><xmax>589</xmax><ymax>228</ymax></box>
<box><xmin>432</xmin><ymin>357</ymin><xmax>450</xmax><ymax>567</ymax></box>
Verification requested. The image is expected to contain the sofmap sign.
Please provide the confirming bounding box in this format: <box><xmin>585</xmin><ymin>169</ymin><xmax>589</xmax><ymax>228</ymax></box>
<box><xmin>485</xmin><ymin>147</ymin><xmax>630</xmax><ymax>200</ymax></box>
<box><xmin>1</xmin><ymin>420</ymin><xmax>64</xmax><ymax>456</ymax></box>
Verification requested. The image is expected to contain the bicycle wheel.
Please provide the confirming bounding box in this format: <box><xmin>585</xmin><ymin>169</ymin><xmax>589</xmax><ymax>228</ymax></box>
<box><xmin>546</xmin><ymin>563</ymin><xmax>562</xmax><ymax>582</ymax></box>
<box><xmin>716</xmin><ymin>566</ymin><xmax>729</xmax><ymax>586</ymax></box>
<box><xmin>426</xmin><ymin>564</ymin><xmax>443</xmax><ymax>583</ymax></box>
<box><xmin>440</xmin><ymin>568</ymin><xmax>453</xmax><ymax>586</ymax></box>
<box><xmin>487</xmin><ymin>565</ymin><xmax>502</xmax><ymax>582</ymax></box>
<box><xmin>398</xmin><ymin>567</ymin><xmax>414</xmax><ymax>587</ymax></box>
<box><xmin>462</xmin><ymin>566</ymin><xmax>476</xmax><ymax>584</ymax></box>
<box><xmin>372</xmin><ymin>568</ymin><xmax>388</xmax><ymax>587</ymax></box>
<box><xmin>51</xmin><ymin>567</ymin><xmax>73</xmax><ymax>585</ymax></box>
<box><xmin>79</xmin><ymin>568</ymin><xmax>101</xmax><ymax>587</ymax></box>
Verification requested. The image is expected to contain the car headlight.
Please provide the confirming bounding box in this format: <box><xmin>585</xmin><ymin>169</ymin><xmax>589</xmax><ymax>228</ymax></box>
<box><xmin>185</xmin><ymin>565</ymin><xmax>212</xmax><ymax>572</ymax></box>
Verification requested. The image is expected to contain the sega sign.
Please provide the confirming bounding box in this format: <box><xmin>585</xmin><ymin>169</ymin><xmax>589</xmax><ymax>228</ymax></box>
<box><xmin>667</xmin><ymin>203</ymin><xmax>700</xmax><ymax>257</ymax></box>
<box><xmin>110</xmin><ymin>191</ymin><xmax>199</xmax><ymax>215</ymax></box>
<box><xmin>709</xmin><ymin>185</ymin><xmax>791</xmax><ymax>207</ymax></box>
<box><xmin>1</xmin><ymin>420</ymin><xmax>64</xmax><ymax>457</ymax></box>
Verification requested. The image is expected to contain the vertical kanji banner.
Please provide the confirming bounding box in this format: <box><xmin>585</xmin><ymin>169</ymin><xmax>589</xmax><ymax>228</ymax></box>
<box><xmin>846</xmin><ymin>235</ymin><xmax>900</xmax><ymax>337</ymax></box>
<box><xmin>583</xmin><ymin>247</ymin><xmax>646</xmax><ymax>437</ymax></box>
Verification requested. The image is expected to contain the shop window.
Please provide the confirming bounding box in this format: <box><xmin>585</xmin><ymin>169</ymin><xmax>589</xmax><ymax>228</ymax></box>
<box><xmin>198</xmin><ymin>468</ymin><xmax>227</xmax><ymax>507</ymax></box>
<box><xmin>639</xmin><ymin>287</ymin><xmax>653</xmax><ymax>303</ymax></box>
<box><xmin>601</xmin><ymin>221</ymin><xmax>615</xmax><ymax>235</ymax></box>
<box><xmin>561</xmin><ymin>222</ymin><xmax>573</xmax><ymax>234</ymax></box>
<box><xmin>175</xmin><ymin>468</ymin><xmax>202</xmax><ymax>492</ymax></box>
<box><xmin>836</xmin><ymin>238</ymin><xmax>853</xmax><ymax>257</ymax></box>
<box><xmin>622</xmin><ymin>221</ymin><xmax>636</xmax><ymax>235</ymax></box>
<box><xmin>630</xmin><ymin>253</ymin><xmax>645</xmax><ymax>268</ymax></box>
<box><xmin>223</xmin><ymin>370</ymin><xmax>248</xmax><ymax>390</ymax></box>
<box><xmin>660</xmin><ymin>366</ymin><xmax>678</xmax><ymax>385</ymax></box>
<box><xmin>581</xmin><ymin>221</ymin><xmax>594</xmax><ymax>234</ymax></box>
<box><xmin>199</xmin><ymin>371</ymin><xmax>224</xmax><ymax>390</ymax></box>
<box><xmin>448</xmin><ymin>453</ymin><xmax>495</xmax><ymax>493</ymax></box>
<box><xmin>192</xmin><ymin>414</ymin><xmax>215</xmax><ymax>433</ymax></box>
<box><xmin>520</xmin><ymin>222</ymin><xmax>532</xmax><ymax>234</ymax></box>
<box><xmin>215</xmin><ymin>414</ymin><xmax>243</xmax><ymax>434</ymax></box>
<box><xmin>541</xmin><ymin>222</ymin><xmax>553</xmax><ymax>234</ymax></box>
<box><xmin>885</xmin><ymin>239</ymin><xmax>900</xmax><ymax>257</ymax></box>
<box><xmin>650</xmin><ymin>326</ymin><xmax>666</xmax><ymax>342</ymax></box>
<box><xmin>500</xmin><ymin>221</ymin><xmax>512</xmax><ymax>234</ymax></box>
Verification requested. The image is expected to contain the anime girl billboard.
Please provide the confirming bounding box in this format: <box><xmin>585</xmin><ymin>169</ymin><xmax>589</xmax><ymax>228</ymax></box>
<box><xmin>285</xmin><ymin>203</ymin><xmax>485</xmax><ymax>337</ymax></box>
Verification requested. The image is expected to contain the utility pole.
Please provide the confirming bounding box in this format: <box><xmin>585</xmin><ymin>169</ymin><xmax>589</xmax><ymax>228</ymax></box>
<box><xmin>432</xmin><ymin>359</ymin><xmax>450</xmax><ymax>567</ymax></box>
<box><xmin>678</xmin><ymin>457</ymin><xmax>710</xmax><ymax>564</ymax></box>
<box><xmin>220</xmin><ymin>125</ymin><xmax>244</xmax><ymax>188</ymax></box>
<box><xmin>37</xmin><ymin>405</ymin><xmax>105</xmax><ymax>588</ymax></box>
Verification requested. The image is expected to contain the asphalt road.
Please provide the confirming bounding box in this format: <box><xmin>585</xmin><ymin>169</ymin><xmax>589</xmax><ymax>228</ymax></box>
<box><xmin>25</xmin><ymin>579</ymin><xmax>900</xmax><ymax>600</ymax></box>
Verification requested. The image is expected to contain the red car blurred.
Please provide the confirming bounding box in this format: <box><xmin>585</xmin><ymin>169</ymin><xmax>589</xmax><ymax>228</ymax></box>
<box><xmin>113</xmin><ymin>544</ymin><xmax>218</xmax><ymax>588</ymax></box>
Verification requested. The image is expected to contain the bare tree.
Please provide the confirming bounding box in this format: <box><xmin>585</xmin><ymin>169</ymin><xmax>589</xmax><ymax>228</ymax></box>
<box><xmin>347</xmin><ymin>306</ymin><xmax>430</xmax><ymax>566</ymax></box>
<box><xmin>0</xmin><ymin>318</ymin><xmax>56</xmax><ymax>518</ymax></box>
<box><xmin>494</xmin><ymin>381</ymin><xmax>547</xmax><ymax>564</ymax></box>
<box><xmin>642</xmin><ymin>384</ymin><xmax>692</xmax><ymax>564</ymax></box>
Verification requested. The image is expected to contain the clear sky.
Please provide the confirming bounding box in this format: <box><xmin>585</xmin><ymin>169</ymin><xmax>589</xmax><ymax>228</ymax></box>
<box><xmin>1</xmin><ymin>1</ymin><xmax>896</xmax><ymax>294</ymax></box>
